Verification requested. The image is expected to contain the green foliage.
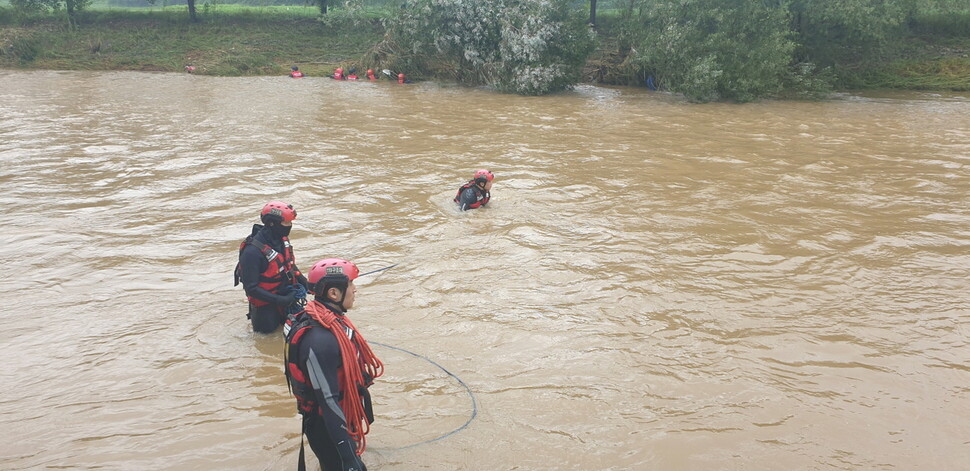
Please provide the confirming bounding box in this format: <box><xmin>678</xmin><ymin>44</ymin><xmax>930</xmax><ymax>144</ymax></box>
<box><xmin>495</xmin><ymin>0</ymin><xmax>595</xmax><ymax>94</ymax></box>
<box><xmin>9</xmin><ymin>35</ymin><xmax>43</xmax><ymax>61</ymax></box>
<box><xmin>908</xmin><ymin>9</ymin><xmax>970</xmax><ymax>38</ymax></box>
<box><xmin>0</xmin><ymin>5</ymin><xmax>384</xmax><ymax>74</ymax></box>
<box><xmin>836</xmin><ymin>56</ymin><xmax>970</xmax><ymax>91</ymax></box>
<box><xmin>624</xmin><ymin>0</ymin><xmax>796</xmax><ymax>102</ymax></box>
<box><xmin>67</xmin><ymin>0</ymin><xmax>93</xmax><ymax>12</ymax></box>
<box><xmin>208</xmin><ymin>47</ymin><xmax>276</xmax><ymax>74</ymax></box>
<box><xmin>8</xmin><ymin>0</ymin><xmax>92</xmax><ymax>24</ymax></box>
<box><xmin>8</xmin><ymin>0</ymin><xmax>60</xmax><ymax>23</ymax></box>
<box><xmin>317</xmin><ymin>0</ymin><xmax>383</xmax><ymax>31</ymax></box>
<box><xmin>9</xmin><ymin>0</ymin><xmax>61</xmax><ymax>13</ymax></box>
<box><xmin>777</xmin><ymin>61</ymin><xmax>833</xmax><ymax>100</ymax></box>
<box><xmin>1</xmin><ymin>1</ymin><xmax>967</xmax><ymax>97</ymax></box>
<box><xmin>386</xmin><ymin>0</ymin><xmax>595</xmax><ymax>95</ymax></box>
<box><xmin>789</xmin><ymin>0</ymin><xmax>912</xmax><ymax>65</ymax></box>
<box><xmin>0</xmin><ymin>6</ymin><xmax>16</xmax><ymax>24</ymax></box>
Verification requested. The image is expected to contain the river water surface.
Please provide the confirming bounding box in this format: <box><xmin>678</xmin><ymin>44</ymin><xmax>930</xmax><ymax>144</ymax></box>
<box><xmin>0</xmin><ymin>70</ymin><xmax>968</xmax><ymax>470</ymax></box>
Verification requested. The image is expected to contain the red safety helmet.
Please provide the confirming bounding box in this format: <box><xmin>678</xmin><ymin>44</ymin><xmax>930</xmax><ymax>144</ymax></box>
<box><xmin>260</xmin><ymin>201</ymin><xmax>297</xmax><ymax>224</ymax></box>
<box><xmin>309</xmin><ymin>258</ymin><xmax>360</xmax><ymax>293</ymax></box>
<box><xmin>473</xmin><ymin>169</ymin><xmax>494</xmax><ymax>183</ymax></box>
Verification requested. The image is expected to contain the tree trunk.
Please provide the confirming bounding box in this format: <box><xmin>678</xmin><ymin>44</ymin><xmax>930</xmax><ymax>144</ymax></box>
<box><xmin>590</xmin><ymin>0</ymin><xmax>597</xmax><ymax>26</ymax></box>
<box><xmin>188</xmin><ymin>0</ymin><xmax>198</xmax><ymax>22</ymax></box>
<box><xmin>318</xmin><ymin>0</ymin><xmax>328</xmax><ymax>15</ymax></box>
<box><xmin>66</xmin><ymin>0</ymin><xmax>77</xmax><ymax>28</ymax></box>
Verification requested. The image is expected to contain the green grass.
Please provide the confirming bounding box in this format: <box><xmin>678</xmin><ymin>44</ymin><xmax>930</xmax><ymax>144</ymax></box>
<box><xmin>833</xmin><ymin>35</ymin><xmax>970</xmax><ymax>91</ymax></box>
<box><xmin>0</xmin><ymin>4</ymin><xmax>387</xmax><ymax>75</ymax></box>
<box><xmin>839</xmin><ymin>57</ymin><xmax>970</xmax><ymax>91</ymax></box>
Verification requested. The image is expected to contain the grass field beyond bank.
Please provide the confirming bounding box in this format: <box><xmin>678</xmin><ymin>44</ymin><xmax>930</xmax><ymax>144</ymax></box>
<box><xmin>0</xmin><ymin>5</ymin><xmax>386</xmax><ymax>76</ymax></box>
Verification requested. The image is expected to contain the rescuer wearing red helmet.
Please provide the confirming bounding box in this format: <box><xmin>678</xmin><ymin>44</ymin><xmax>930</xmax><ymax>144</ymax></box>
<box><xmin>234</xmin><ymin>201</ymin><xmax>309</xmax><ymax>334</ymax></box>
<box><xmin>454</xmin><ymin>169</ymin><xmax>494</xmax><ymax>211</ymax></box>
<box><xmin>284</xmin><ymin>258</ymin><xmax>383</xmax><ymax>471</ymax></box>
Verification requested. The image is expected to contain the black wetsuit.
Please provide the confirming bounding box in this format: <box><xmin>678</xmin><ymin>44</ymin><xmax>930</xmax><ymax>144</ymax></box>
<box><xmin>457</xmin><ymin>185</ymin><xmax>489</xmax><ymax>211</ymax></box>
<box><xmin>293</xmin><ymin>301</ymin><xmax>368</xmax><ymax>471</ymax></box>
<box><xmin>238</xmin><ymin>225</ymin><xmax>307</xmax><ymax>333</ymax></box>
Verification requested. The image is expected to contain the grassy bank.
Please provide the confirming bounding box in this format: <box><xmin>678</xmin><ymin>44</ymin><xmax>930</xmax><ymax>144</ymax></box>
<box><xmin>0</xmin><ymin>5</ymin><xmax>386</xmax><ymax>77</ymax></box>
<box><xmin>834</xmin><ymin>36</ymin><xmax>970</xmax><ymax>91</ymax></box>
<box><xmin>585</xmin><ymin>9</ymin><xmax>970</xmax><ymax>93</ymax></box>
<box><xmin>1</xmin><ymin>4</ymin><xmax>968</xmax><ymax>92</ymax></box>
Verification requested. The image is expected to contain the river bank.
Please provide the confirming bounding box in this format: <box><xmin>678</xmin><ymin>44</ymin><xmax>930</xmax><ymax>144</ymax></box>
<box><xmin>1</xmin><ymin>6</ymin><xmax>968</xmax><ymax>94</ymax></box>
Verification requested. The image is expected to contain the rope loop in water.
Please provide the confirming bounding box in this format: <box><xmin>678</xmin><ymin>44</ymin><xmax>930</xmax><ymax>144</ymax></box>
<box><xmin>371</xmin><ymin>341</ymin><xmax>478</xmax><ymax>450</ymax></box>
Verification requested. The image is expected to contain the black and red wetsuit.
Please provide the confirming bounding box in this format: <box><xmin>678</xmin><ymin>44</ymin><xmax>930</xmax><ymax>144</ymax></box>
<box><xmin>236</xmin><ymin>224</ymin><xmax>307</xmax><ymax>333</ymax></box>
<box><xmin>286</xmin><ymin>300</ymin><xmax>372</xmax><ymax>471</ymax></box>
<box><xmin>454</xmin><ymin>181</ymin><xmax>490</xmax><ymax>211</ymax></box>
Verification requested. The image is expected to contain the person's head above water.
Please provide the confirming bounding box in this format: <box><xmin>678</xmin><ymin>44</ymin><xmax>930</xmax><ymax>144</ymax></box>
<box><xmin>259</xmin><ymin>201</ymin><xmax>297</xmax><ymax>239</ymax></box>
<box><xmin>308</xmin><ymin>258</ymin><xmax>360</xmax><ymax>310</ymax></box>
<box><xmin>473</xmin><ymin>169</ymin><xmax>494</xmax><ymax>190</ymax></box>
<box><xmin>260</xmin><ymin>200</ymin><xmax>297</xmax><ymax>226</ymax></box>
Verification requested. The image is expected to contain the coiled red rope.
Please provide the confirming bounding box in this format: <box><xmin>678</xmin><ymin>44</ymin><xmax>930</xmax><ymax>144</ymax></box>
<box><xmin>305</xmin><ymin>301</ymin><xmax>384</xmax><ymax>454</ymax></box>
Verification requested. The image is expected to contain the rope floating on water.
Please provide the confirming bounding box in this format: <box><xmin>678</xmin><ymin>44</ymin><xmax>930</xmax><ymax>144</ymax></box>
<box><xmin>371</xmin><ymin>341</ymin><xmax>478</xmax><ymax>449</ymax></box>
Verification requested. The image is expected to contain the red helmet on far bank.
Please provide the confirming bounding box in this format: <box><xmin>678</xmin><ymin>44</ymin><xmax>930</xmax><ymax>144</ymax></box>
<box><xmin>474</xmin><ymin>169</ymin><xmax>494</xmax><ymax>183</ymax></box>
<box><xmin>260</xmin><ymin>201</ymin><xmax>297</xmax><ymax>224</ymax></box>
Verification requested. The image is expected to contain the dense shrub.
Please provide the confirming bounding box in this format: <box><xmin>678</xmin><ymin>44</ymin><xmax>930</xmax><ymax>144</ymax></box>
<box><xmin>386</xmin><ymin>0</ymin><xmax>595</xmax><ymax>95</ymax></box>
<box><xmin>624</xmin><ymin>0</ymin><xmax>796</xmax><ymax>102</ymax></box>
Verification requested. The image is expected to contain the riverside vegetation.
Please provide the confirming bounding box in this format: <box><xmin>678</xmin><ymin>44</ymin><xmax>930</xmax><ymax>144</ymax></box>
<box><xmin>1</xmin><ymin>0</ymin><xmax>968</xmax><ymax>102</ymax></box>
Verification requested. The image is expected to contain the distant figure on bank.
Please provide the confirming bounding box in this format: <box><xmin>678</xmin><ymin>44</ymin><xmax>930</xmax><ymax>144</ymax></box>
<box><xmin>455</xmin><ymin>169</ymin><xmax>494</xmax><ymax>211</ymax></box>
<box><xmin>290</xmin><ymin>66</ymin><xmax>304</xmax><ymax>78</ymax></box>
<box><xmin>347</xmin><ymin>68</ymin><xmax>359</xmax><ymax>81</ymax></box>
<box><xmin>285</xmin><ymin>258</ymin><xmax>383</xmax><ymax>471</ymax></box>
<box><xmin>366</xmin><ymin>69</ymin><xmax>378</xmax><ymax>80</ymax></box>
<box><xmin>333</xmin><ymin>67</ymin><xmax>345</xmax><ymax>80</ymax></box>
<box><xmin>185</xmin><ymin>65</ymin><xmax>196</xmax><ymax>73</ymax></box>
<box><xmin>234</xmin><ymin>201</ymin><xmax>309</xmax><ymax>334</ymax></box>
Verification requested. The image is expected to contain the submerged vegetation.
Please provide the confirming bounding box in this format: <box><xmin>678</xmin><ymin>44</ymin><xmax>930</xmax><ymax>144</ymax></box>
<box><xmin>0</xmin><ymin>0</ymin><xmax>967</xmax><ymax>101</ymax></box>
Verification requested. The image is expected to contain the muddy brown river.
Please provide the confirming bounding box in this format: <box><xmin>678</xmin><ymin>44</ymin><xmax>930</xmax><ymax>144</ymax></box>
<box><xmin>0</xmin><ymin>70</ymin><xmax>968</xmax><ymax>470</ymax></box>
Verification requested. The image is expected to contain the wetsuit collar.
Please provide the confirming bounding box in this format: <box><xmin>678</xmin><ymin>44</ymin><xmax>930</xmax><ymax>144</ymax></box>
<box><xmin>317</xmin><ymin>299</ymin><xmax>347</xmax><ymax>315</ymax></box>
<box><xmin>255</xmin><ymin>225</ymin><xmax>286</xmax><ymax>253</ymax></box>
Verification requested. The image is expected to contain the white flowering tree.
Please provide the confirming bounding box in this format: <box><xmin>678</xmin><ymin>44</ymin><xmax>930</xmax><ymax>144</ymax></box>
<box><xmin>386</xmin><ymin>0</ymin><xmax>595</xmax><ymax>95</ymax></box>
